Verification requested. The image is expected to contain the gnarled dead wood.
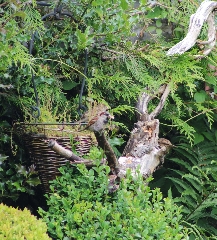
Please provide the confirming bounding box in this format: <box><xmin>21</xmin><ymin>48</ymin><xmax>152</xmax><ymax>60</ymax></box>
<box><xmin>118</xmin><ymin>85</ymin><xmax>172</xmax><ymax>178</ymax></box>
<box><xmin>167</xmin><ymin>0</ymin><xmax>217</xmax><ymax>57</ymax></box>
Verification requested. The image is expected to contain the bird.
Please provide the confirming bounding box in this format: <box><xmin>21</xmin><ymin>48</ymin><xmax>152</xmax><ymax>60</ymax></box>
<box><xmin>81</xmin><ymin>111</ymin><xmax>114</xmax><ymax>132</ymax></box>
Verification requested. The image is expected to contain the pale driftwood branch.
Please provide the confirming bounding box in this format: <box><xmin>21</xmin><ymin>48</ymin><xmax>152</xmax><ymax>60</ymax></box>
<box><xmin>167</xmin><ymin>0</ymin><xmax>217</xmax><ymax>56</ymax></box>
<box><xmin>48</xmin><ymin>139</ymin><xmax>93</xmax><ymax>164</ymax></box>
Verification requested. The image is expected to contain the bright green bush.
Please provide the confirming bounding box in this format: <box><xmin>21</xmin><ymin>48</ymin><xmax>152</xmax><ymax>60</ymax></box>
<box><xmin>39</xmin><ymin>163</ymin><xmax>189</xmax><ymax>240</ymax></box>
<box><xmin>0</xmin><ymin>203</ymin><xmax>51</xmax><ymax>240</ymax></box>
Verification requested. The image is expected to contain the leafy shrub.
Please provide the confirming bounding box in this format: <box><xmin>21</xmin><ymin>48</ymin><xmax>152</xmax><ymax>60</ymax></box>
<box><xmin>39</xmin><ymin>163</ymin><xmax>189</xmax><ymax>239</ymax></box>
<box><xmin>0</xmin><ymin>203</ymin><xmax>51</xmax><ymax>240</ymax></box>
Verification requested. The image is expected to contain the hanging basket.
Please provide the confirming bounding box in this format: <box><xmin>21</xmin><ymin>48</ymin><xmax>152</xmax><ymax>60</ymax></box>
<box><xmin>15</xmin><ymin>123</ymin><xmax>96</xmax><ymax>193</ymax></box>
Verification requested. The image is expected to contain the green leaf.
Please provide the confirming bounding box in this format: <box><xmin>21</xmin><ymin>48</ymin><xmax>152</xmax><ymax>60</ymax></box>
<box><xmin>156</xmin><ymin>19</ymin><xmax>162</xmax><ymax>28</ymax></box>
<box><xmin>174</xmin><ymin>27</ymin><xmax>183</xmax><ymax>34</ymax></box>
<box><xmin>75</xmin><ymin>29</ymin><xmax>87</xmax><ymax>49</ymax></box>
<box><xmin>6</xmin><ymin>169</ymin><xmax>14</xmax><ymax>175</ymax></box>
<box><xmin>202</xmin><ymin>132</ymin><xmax>215</xmax><ymax>142</ymax></box>
<box><xmin>215</xmin><ymin>130</ymin><xmax>217</xmax><ymax>142</ymax></box>
<box><xmin>92</xmin><ymin>0</ymin><xmax>104</xmax><ymax>6</ymax></box>
<box><xmin>95</xmin><ymin>8</ymin><xmax>104</xmax><ymax>19</ymax></box>
<box><xmin>168</xmin><ymin>188</ymin><xmax>173</xmax><ymax>199</ymax></box>
<box><xmin>14</xmin><ymin>11</ymin><xmax>26</xmax><ymax>18</ymax></box>
<box><xmin>0</xmin><ymin>155</ymin><xmax>8</xmax><ymax>164</ymax></box>
<box><xmin>16</xmin><ymin>164</ymin><xmax>27</xmax><ymax>175</ymax></box>
<box><xmin>205</xmin><ymin>75</ymin><xmax>216</xmax><ymax>85</ymax></box>
<box><xmin>156</xmin><ymin>28</ymin><xmax>162</xmax><ymax>35</ymax></box>
<box><xmin>62</xmin><ymin>81</ymin><xmax>78</xmax><ymax>90</ymax></box>
<box><xmin>108</xmin><ymin>137</ymin><xmax>125</xmax><ymax>146</ymax></box>
<box><xmin>26</xmin><ymin>177</ymin><xmax>41</xmax><ymax>186</ymax></box>
<box><xmin>194</xmin><ymin>91</ymin><xmax>207</xmax><ymax>103</ymax></box>
<box><xmin>120</xmin><ymin>0</ymin><xmax>128</xmax><ymax>10</ymax></box>
<box><xmin>12</xmin><ymin>181</ymin><xmax>23</xmax><ymax>191</ymax></box>
<box><xmin>146</xmin><ymin>7</ymin><xmax>162</xmax><ymax>19</ymax></box>
<box><xmin>147</xmin><ymin>26</ymin><xmax>156</xmax><ymax>32</ymax></box>
<box><xmin>194</xmin><ymin>133</ymin><xmax>204</xmax><ymax>145</ymax></box>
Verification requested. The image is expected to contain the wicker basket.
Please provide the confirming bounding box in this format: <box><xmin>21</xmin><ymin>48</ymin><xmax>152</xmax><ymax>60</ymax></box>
<box><xmin>17</xmin><ymin>123</ymin><xmax>95</xmax><ymax>193</ymax></box>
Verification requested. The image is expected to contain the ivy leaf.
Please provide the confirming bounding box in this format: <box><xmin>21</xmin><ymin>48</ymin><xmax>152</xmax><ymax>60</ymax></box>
<box><xmin>26</xmin><ymin>177</ymin><xmax>41</xmax><ymax>186</ymax></box>
<box><xmin>62</xmin><ymin>81</ymin><xmax>78</xmax><ymax>90</ymax></box>
<box><xmin>0</xmin><ymin>154</ymin><xmax>8</xmax><ymax>165</ymax></box>
<box><xmin>194</xmin><ymin>91</ymin><xmax>207</xmax><ymax>103</ymax></box>
<box><xmin>16</xmin><ymin>164</ymin><xmax>27</xmax><ymax>176</ymax></box>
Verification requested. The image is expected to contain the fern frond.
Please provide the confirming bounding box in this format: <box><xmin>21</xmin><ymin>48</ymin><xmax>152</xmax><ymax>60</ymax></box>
<box><xmin>169</xmin><ymin>157</ymin><xmax>195</xmax><ymax>173</ymax></box>
<box><xmin>166</xmin><ymin>177</ymin><xmax>195</xmax><ymax>194</ymax></box>
<box><xmin>165</xmin><ymin>141</ymin><xmax>217</xmax><ymax>237</ymax></box>
<box><xmin>182</xmin><ymin>174</ymin><xmax>203</xmax><ymax>193</ymax></box>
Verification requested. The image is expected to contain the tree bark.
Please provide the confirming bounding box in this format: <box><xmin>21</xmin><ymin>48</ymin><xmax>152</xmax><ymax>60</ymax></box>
<box><xmin>118</xmin><ymin>85</ymin><xmax>172</xmax><ymax>178</ymax></box>
<box><xmin>167</xmin><ymin>0</ymin><xmax>217</xmax><ymax>57</ymax></box>
<box><xmin>94</xmin><ymin>131</ymin><xmax>119</xmax><ymax>174</ymax></box>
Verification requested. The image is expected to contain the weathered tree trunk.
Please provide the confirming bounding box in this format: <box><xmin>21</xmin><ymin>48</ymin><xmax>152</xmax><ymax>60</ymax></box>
<box><xmin>117</xmin><ymin>84</ymin><xmax>172</xmax><ymax>178</ymax></box>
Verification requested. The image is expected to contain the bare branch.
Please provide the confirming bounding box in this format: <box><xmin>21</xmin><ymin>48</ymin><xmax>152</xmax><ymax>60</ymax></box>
<box><xmin>167</xmin><ymin>0</ymin><xmax>217</xmax><ymax>56</ymax></box>
<box><xmin>149</xmin><ymin>84</ymin><xmax>170</xmax><ymax>119</ymax></box>
<box><xmin>136</xmin><ymin>84</ymin><xmax>168</xmax><ymax>121</ymax></box>
<box><xmin>48</xmin><ymin>139</ymin><xmax>92</xmax><ymax>163</ymax></box>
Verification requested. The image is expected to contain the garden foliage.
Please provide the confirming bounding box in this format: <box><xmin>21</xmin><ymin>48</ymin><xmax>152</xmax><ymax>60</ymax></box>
<box><xmin>1</xmin><ymin>0</ymin><xmax>217</xmax><ymax>239</ymax></box>
<box><xmin>39</xmin><ymin>163</ymin><xmax>189</xmax><ymax>240</ymax></box>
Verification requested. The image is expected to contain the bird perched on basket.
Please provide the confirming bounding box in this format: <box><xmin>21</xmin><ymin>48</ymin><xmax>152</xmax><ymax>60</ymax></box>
<box><xmin>76</xmin><ymin>102</ymin><xmax>114</xmax><ymax>132</ymax></box>
<box><xmin>82</xmin><ymin>111</ymin><xmax>114</xmax><ymax>132</ymax></box>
